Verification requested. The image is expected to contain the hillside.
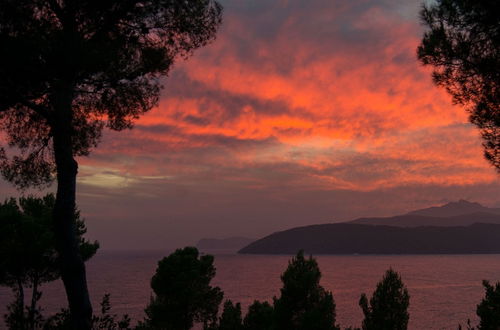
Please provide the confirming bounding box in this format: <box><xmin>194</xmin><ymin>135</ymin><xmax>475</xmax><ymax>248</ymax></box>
<box><xmin>349</xmin><ymin>212</ymin><xmax>500</xmax><ymax>227</ymax></box>
<box><xmin>239</xmin><ymin>223</ymin><xmax>500</xmax><ymax>255</ymax></box>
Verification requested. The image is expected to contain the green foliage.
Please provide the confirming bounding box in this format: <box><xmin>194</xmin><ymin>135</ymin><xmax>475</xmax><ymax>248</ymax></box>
<box><xmin>273</xmin><ymin>251</ymin><xmax>338</xmax><ymax>330</ymax></box>
<box><xmin>43</xmin><ymin>294</ymin><xmax>131</xmax><ymax>330</ymax></box>
<box><xmin>359</xmin><ymin>269</ymin><xmax>409</xmax><ymax>330</ymax></box>
<box><xmin>218</xmin><ymin>300</ymin><xmax>243</xmax><ymax>330</ymax></box>
<box><xmin>476</xmin><ymin>280</ymin><xmax>500</xmax><ymax>330</ymax></box>
<box><xmin>243</xmin><ymin>300</ymin><xmax>274</xmax><ymax>330</ymax></box>
<box><xmin>417</xmin><ymin>0</ymin><xmax>500</xmax><ymax>170</ymax></box>
<box><xmin>0</xmin><ymin>194</ymin><xmax>98</xmax><ymax>286</ymax></box>
<box><xmin>140</xmin><ymin>247</ymin><xmax>223</xmax><ymax>330</ymax></box>
<box><xmin>0</xmin><ymin>194</ymin><xmax>98</xmax><ymax>328</ymax></box>
<box><xmin>0</xmin><ymin>195</ymin><xmax>55</xmax><ymax>290</ymax></box>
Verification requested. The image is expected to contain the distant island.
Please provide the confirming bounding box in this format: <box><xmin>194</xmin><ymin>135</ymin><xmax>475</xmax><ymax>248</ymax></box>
<box><xmin>239</xmin><ymin>200</ymin><xmax>500</xmax><ymax>255</ymax></box>
<box><xmin>197</xmin><ymin>237</ymin><xmax>255</xmax><ymax>254</ymax></box>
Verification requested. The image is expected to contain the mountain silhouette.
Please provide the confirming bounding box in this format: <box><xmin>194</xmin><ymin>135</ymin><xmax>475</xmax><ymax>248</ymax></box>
<box><xmin>348</xmin><ymin>212</ymin><xmax>500</xmax><ymax>227</ymax></box>
<box><xmin>349</xmin><ymin>200</ymin><xmax>500</xmax><ymax>227</ymax></box>
<box><xmin>406</xmin><ymin>200</ymin><xmax>500</xmax><ymax>217</ymax></box>
<box><xmin>238</xmin><ymin>200</ymin><xmax>500</xmax><ymax>255</ymax></box>
<box><xmin>238</xmin><ymin>223</ymin><xmax>500</xmax><ymax>255</ymax></box>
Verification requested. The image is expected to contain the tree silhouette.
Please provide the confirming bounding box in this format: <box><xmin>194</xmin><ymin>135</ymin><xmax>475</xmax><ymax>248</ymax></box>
<box><xmin>139</xmin><ymin>247</ymin><xmax>223</xmax><ymax>330</ymax></box>
<box><xmin>218</xmin><ymin>300</ymin><xmax>243</xmax><ymax>330</ymax></box>
<box><xmin>0</xmin><ymin>1</ymin><xmax>222</xmax><ymax>327</ymax></box>
<box><xmin>243</xmin><ymin>300</ymin><xmax>274</xmax><ymax>330</ymax></box>
<box><xmin>476</xmin><ymin>280</ymin><xmax>500</xmax><ymax>330</ymax></box>
<box><xmin>273</xmin><ymin>251</ymin><xmax>338</xmax><ymax>330</ymax></box>
<box><xmin>0</xmin><ymin>194</ymin><xmax>98</xmax><ymax>329</ymax></box>
<box><xmin>417</xmin><ymin>0</ymin><xmax>500</xmax><ymax>170</ymax></box>
<box><xmin>359</xmin><ymin>268</ymin><xmax>410</xmax><ymax>330</ymax></box>
<box><xmin>44</xmin><ymin>294</ymin><xmax>131</xmax><ymax>330</ymax></box>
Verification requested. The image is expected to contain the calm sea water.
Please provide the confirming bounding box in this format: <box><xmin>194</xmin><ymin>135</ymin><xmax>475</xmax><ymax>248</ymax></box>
<box><xmin>1</xmin><ymin>251</ymin><xmax>500</xmax><ymax>329</ymax></box>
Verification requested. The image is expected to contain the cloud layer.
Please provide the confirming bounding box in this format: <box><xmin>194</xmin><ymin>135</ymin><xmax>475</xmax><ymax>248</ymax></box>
<box><xmin>1</xmin><ymin>0</ymin><xmax>499</xmax><ymax>249</ymax></box>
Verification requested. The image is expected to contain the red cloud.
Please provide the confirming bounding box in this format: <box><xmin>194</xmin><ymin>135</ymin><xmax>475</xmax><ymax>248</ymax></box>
<box><xmin>74</xmin><ymin>0</ymin><xmax>496</xmax><ymax>191</ymax></box>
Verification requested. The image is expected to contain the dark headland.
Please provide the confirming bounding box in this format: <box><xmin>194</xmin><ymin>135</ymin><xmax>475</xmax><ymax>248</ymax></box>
<box><xmin>239</xmin><ymin>200</ymin><xmax>500</xmax><ymax>254</ymax></box>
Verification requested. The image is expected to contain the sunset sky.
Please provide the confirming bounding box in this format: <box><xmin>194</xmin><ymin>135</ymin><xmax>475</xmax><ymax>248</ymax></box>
<box><xmin>1</xmin><ymin>0</ymin><xmax>499</xmax><ymax>250</ymax></box>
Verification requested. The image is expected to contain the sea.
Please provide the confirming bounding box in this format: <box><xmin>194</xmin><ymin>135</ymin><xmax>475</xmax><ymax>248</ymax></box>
<box><xmin>1</xmin><ymin>251</ymin><xmax>500</xmax><ymax>329</ymax></box>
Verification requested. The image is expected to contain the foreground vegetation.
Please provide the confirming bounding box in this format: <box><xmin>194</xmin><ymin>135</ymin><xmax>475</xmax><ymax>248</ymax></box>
<box><xmin>2</xmin><ymin>196</ymin><xmax>500</xmax><ymax>329</ymax></box>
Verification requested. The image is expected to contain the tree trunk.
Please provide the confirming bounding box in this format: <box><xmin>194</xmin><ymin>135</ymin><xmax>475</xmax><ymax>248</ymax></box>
<box><xmin>28</xmin><ymin>276</ymin><xmax>39</xmax><ymax>329</ymax></box>
<box><xmin>16</xmin><ymin>278</ymin><xmax>24</xmax><ymax>318</ymax></box>
<box><xmin>52</xmin><ymin>90</ymin><xmax>92</xmax><ymax>329</ymax></box>
<box><xmin>28</xmin><ymin>275</ymin><xmax>44</xmax><ymax>329</ymax></box>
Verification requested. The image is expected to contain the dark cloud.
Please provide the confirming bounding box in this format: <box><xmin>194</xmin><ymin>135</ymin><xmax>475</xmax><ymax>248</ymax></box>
<box><xmin>162</xmin><ymin>70</ymin><xmax>307</xmax><ymax>122</ymax></box>
<box><xmin>209</xmin><ymin>0</ymin><xmax>422</xmax><ymax>72</ymax></box>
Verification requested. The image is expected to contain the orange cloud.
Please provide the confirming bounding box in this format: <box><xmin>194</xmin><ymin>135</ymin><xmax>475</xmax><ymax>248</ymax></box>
<box><xmin>74</xmin><ymin>0</ymin><xmax>496</xmax><ymax>194</ymax></box>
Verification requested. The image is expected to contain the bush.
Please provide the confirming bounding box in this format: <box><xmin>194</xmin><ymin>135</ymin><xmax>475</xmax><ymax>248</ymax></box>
<box><xmin>243</xmin><ymin>300</ymin><xmax>274</xmax><ymax>330</ymax></box>
<box><xmin>218</xmin><ymin>300</ymin><xmax>243</xmax><ymax>330</ymax></box>
<box><xmin>43</xmin><ymin>294</ymin><xmax>131</xmax><ymax>329</ymax></box>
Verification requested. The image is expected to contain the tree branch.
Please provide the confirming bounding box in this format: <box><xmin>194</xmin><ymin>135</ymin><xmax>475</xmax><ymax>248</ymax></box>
<box><xmin>18</xmin><ymin>100</ymin><xmax>51</xmax><ymax>120</ymax></box>
<box><xmin>46</xmin><ymin>0</ymin><xmax>65</xmax><ymax>25</ymax></box>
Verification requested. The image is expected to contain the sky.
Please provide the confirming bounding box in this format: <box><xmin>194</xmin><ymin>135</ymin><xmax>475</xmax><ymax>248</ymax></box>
<box><xmin>1</xmin><ymin>0</ymin><xmax>499</xmax><ymax>250</ymax></box>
